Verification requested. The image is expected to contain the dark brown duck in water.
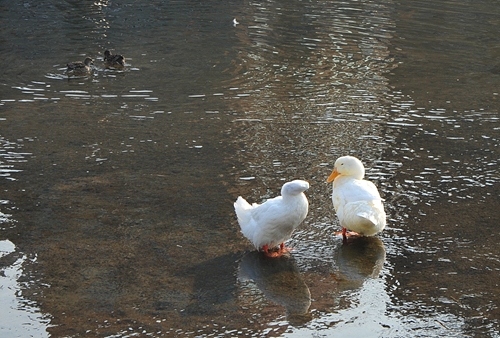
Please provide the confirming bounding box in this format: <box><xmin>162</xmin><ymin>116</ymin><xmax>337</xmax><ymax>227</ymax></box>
<box><xmin>104</xmin><ymin>50</ymin><xmax>125</xmax><ymax>67</ymax></box>
<box><xmin>66</xmin><ymin>57</ymin><xmax>93</xmax><ymax>74</ymax></box>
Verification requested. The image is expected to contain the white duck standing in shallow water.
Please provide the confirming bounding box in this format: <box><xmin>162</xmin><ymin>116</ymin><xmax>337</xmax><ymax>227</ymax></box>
<box><xmin>327</xmin><ymin>156</ymin><xmax>386</xmax><ymax>242</ymax></box>
<box><xmin>234</xmin><ymin>180</ymin><xmax>309</xmax><ymax>257</ymax></box>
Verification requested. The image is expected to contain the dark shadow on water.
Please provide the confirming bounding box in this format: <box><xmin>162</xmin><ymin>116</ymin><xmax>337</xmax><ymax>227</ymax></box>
<box><xmin>183</xmin><ymin>252</ymin><xmax>245</xmax><ymax>317</ymax></box>
<box><xmin>238</xmin><ymin>251</ymin><xmax>312</xmax><ymax>326</ymax></box>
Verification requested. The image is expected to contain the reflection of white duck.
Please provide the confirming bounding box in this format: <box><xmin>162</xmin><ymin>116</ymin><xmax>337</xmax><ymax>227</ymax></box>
<box><xmin>327</xmin><ymin>156</ymin><xmax>386</xmax><ymax>241</ymax></box>
<box><xmin>238</xmin><ymin>251</ymin><xmax>312</xmax><ymax>324</ymax></box>
<box><xmin>334</xmin><ymin>236</ymin><xmax>386</xmax><ymax>289</ymax></box>
<box><xmin>234</xmin><ymin>180</ymin><xmax>309</xmax><ymax>257</ymax></box>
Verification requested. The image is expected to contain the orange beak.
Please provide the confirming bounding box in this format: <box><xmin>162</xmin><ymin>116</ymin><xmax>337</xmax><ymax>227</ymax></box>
<box><xmin>327</xmin><ymin>168</ymin><xmax>340</xmax><ymax>183</ymax></box>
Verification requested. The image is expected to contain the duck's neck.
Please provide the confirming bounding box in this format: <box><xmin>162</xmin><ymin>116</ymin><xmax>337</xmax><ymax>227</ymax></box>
<box><xmin>334</xmin><ymin>175</ymin><xmax>361</xmax><ymax>187</ymax></box>
<box><xmin>282</xmin><ymin>192</ymin><xmax>307</xmax><ymax>205</ymax></box>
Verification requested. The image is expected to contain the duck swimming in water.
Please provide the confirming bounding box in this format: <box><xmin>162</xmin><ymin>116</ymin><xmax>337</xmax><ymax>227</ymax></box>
<box><xmin>327</xmin><ymin>156</ymin><xmax>386</xmax><ymax>242</ymax></box>
<box><xmin>234</xmin><ymin>180</ymin><xmax>309</xmax><ymax>257</ymax></box>
<box><xmin>66</xmin><ymin>57</ymin><xmax>93</xmax><ymax>75</ymax></box>
<box><xmin>104</xmin><ymin>50</ymin><xmax>125</xmax><ymax>67</ymax></box>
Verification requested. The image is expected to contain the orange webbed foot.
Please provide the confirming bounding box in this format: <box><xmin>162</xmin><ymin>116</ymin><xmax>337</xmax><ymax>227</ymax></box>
<box><xmin>263</xmin><ymin>243</ymin><xmax>293</xmax><ymax>257</ymax></box>
<box><xmin>264</xmin><ymin>251</ymin><xmax>283</xmax><ymax>258</ymax></box>
<box><xmin>334</xmin><ymin>227</ymin><xmax>361</xmax><ymax>237</ymax></box>
<box><xmin>279</xmin><ymin>242</ymin><xmax>295</xmax><ymax>253</ymax></box>
<box><xmin>334</xmin><ymin>227</ymin><xmax>361</xmax><ymax>244</ymax></box>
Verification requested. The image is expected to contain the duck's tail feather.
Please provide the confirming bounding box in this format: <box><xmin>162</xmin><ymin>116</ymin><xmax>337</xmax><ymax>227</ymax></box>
<box><xmin>356</xmin><ymin>201</ymin><xmax>386</xmax><ymax>235</ymax></box>
<box><xmin>357</xmin><ymin>211</ymin><xmax>378</xmax><ymax>226</ymax></box>
<box><xmin>234</xmin><ymin>196</ymin><xmax>253</xmax><ymax>228</ymax></box>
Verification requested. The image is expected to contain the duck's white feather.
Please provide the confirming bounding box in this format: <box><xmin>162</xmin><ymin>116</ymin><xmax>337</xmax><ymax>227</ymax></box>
<box><xmin>329</xmin><ymin>156</ymin><xmax>386</xmax><ymax>236</ymax></box>
<box><xmin>234</xmin><ymin>180</ymin><xmax>309</xmax><ymax>249</ymax></box>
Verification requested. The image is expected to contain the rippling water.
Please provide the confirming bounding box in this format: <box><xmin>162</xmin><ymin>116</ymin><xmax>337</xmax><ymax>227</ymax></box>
<box><xmin>0</xmin><ymin>0</ymin><xmax>499</xmax><ymax>337</ymax></box>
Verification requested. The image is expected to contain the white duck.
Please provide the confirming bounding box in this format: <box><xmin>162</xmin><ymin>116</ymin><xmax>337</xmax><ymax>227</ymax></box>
<box><xmin>327</xmin><ymin>156</ymin><xmax>386</xmax><ymax>241</ymax></box>
<box><xmin>234</xmin><ymin>180</ymin><xmax>309</xmax><ymax>257</ymax></box>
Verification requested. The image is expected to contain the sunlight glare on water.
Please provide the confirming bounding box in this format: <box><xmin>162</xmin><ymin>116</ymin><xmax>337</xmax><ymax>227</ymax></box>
<box><xmin>0</xmin><ymin>240</ymin><xmax>51</xmax><ymax>338</ymax></box>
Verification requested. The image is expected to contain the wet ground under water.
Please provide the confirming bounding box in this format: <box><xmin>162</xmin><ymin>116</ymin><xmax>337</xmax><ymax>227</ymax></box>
<box><xmin>0</xmin><ymin>0</ymin><xmax>499</xmax><ymax>337</ymax></box>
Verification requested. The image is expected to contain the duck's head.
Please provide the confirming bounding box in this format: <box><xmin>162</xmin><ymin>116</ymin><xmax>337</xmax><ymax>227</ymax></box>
<box><xmin>327</xmin><ymin>156</ymin><xmax>365</xmax><ymax>182</ymax></box>
<box><xmin>84</xmin><ymin>57</ymin><xmax>94</xmax><ymax>66</ymax></box>
<box><xmin>104</xmin><ymin>50</ymin><xmax>111</xmax><ymax>58</ymax></box>
<box><xmin>281</xmin><ymin>180</ymin><xmax>310</xmax><ymax>196</ymax></box>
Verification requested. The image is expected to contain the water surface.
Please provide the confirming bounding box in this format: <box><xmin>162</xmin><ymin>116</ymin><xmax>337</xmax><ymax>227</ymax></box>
<box><xmin>0</xmin><ymin>0</ymin><xmax>499</xmax><ymax>337</ymax></box>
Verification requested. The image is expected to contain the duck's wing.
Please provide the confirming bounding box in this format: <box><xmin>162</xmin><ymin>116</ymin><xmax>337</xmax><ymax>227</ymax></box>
<box><xmin>336</xmin><ymin>179</ymin><xmax>382</xmax><ymax>204</ymax></box>
<box><xmin>67</xmin><ymin>63</ymin><xmax>87</xmax><ymax>72</ymax></box>
<box><xmin>106</xmin><ymin>54</ymin><xmax>125</xmax><ymax>65</ymax></box>
<box><xmin>250</xmin><ymin>196</ymin><xmax>284</xmax><ymax>223</ymax></box>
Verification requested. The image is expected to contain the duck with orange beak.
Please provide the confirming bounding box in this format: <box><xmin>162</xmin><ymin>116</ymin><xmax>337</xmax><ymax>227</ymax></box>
<box><xmin>327</xmin><ymin>156</ymin><xmax>386</xmax><ymax>242</ymax></box>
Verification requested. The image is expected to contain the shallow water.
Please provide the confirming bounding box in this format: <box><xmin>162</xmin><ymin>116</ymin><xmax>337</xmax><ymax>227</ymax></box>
<box><xmin>0</xmin><ymin>0</ymin><xmax>499</xmax><ymax>337</ymax></box>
